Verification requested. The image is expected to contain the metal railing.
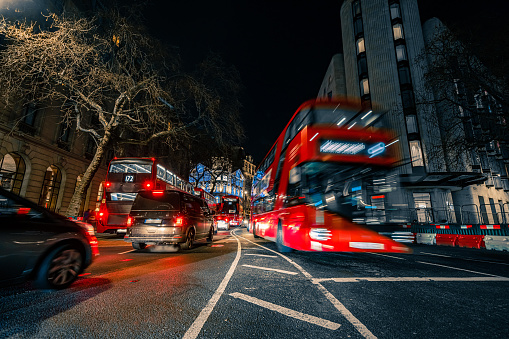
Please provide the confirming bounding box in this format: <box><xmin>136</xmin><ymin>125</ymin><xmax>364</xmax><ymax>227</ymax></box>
<box><xmin>362</xmin><ymin>203</ymin><xmax>509</xmax><ymax>225</ymax></box>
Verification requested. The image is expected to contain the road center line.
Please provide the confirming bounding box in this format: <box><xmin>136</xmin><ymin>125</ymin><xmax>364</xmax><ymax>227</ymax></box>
<box><xmin>244</xmin><ymin>253</ymin><xmax>278</xmax><ymax>258</ymax></box>
<box><xmin>419</xmin><ymin>252</ymin><xmax>452</xmax><ymax>258</ymax></box>
<box><xmin>313</xmin><ymin>276</ymin><xmax>509</xmax><ymax>283</ymax></box>
<box><xmin>420</xmin><ymin>252</ymin><xmax>509</xmax><ymax>266</ymax></box>
<box><xmin>183</xmin><ymin>230</ymin><xmax>242</xmax><ymax>339</ymax></box>
<box><xmin>229</xmin><ymin>292</ymin><xmax>341</xmax><ymax>330</ymax></box>
<box><xmin>416</xmin><ymin>261</ymin><xmax>504</xmax><ymax>277</ymax></box>
<box><xmin>242</xmin><ymin>264</ymin><xmax>298</xmax><ymax>275</ymax></box>
<box><xmin>239</xmin><ymin>233</ymin><xmax>377</xmax><ymax>339</ymax></box>
<box><xmin>369</xmin><ymin>253</ymin><xmax>406</xmax><ymax>260</ymax></box>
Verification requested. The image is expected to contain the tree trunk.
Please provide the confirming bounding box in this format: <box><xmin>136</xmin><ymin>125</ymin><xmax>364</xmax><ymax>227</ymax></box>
<box><xmin>64</xmin><ymin>130</ymin><xmax>112</xmax><ymax>217</ymax></box>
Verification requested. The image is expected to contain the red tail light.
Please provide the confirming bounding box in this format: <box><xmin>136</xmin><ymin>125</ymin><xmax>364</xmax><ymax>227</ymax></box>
<box><xmin>225</xmin><ymin>218</ymin><xmax>229</xmax><ymax>222</ymax></box>
<box><xmin>153</xmin><ymin>190</ymin><xmax>164</xmax><ymax>195</ymax></box>
<box><xmin>105</xmin><ymin>181</ymin><xmax>111</xmax><ymax>188</ymax></box>
<box><xmin>144</xmin><ymin>182</ymin><xmax>152</xmax><ymax>189</ymax></box>
<box><xmin>126</xmin><ymin>215</ymin><xmax>133</xmax><ymax>227</ymax></box>
<box><xmin>174</xmin><ymin>216</ymin><xmax>184</xmax><ymax>226</ymax></box>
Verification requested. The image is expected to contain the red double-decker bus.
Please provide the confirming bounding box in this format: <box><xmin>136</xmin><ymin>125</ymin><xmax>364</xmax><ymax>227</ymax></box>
<box><xmin>214</xmin><ymin>195</ymin><xmax>242</xmax><ymax>231</ymax></box>
<box><xmin>251</xmin><ymin>98</ymin><xmax>411</xmax><ymax>253</ymax></box>
<box><xmin>193</xmin><ymin>187</ymin><xmax>216</xmax><ymax>210</ymax></box>
<box><xmin>96</xmin><ymin>157</ymin><xmax>193</xmax><ymax>234</ymax></box>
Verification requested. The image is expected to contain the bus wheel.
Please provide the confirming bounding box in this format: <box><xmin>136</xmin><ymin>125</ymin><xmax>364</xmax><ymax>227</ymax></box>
<box><xmin>207</xmin><ymin>227</ymin><xmax>214</xmax><ymax>243</ymax></box>
<box><xmin>276</xmin><ymin>221</ymin><xmax>293</xmax><ymax>253</ymax></box>
<box><xmin>181</xmin><ymin>229</ymin><xmax>195</xmax><ymax>250</ymax></box>
<box><xmin>133</xmin><ymin>242</ymin><xmax>147</xmax><ymax>250</ymax></box>
<box><xmin>253</xmin><ymin>223</ymin><xmax>260</xmax><ymax>238</ymax></box>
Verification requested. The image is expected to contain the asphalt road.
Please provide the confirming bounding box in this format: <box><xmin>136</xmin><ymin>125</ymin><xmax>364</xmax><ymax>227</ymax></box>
<box><xmin>1</xmin><ymin>228</ymin><xmax>508</xmax><ymax>338</ymax></box>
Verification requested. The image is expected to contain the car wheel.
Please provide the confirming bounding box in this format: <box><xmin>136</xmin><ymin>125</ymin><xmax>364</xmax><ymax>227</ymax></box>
<box><xmin>276</xmin><ymin>221</ymin><xmax>293</xmax><ymax>253</ymax></box>
<box><xmin>180</xmin><ymin>228</ymin><xmax>195</xmax><ymax>250</ymax></box>
<box><xmin>132</xmin><ymin>242</ymin><xmax>147</xmax><ymax>250</ymax></box>
<box><xmin>253</xmin><ymin>223</ymin><xmax>260</xmax><ymax>238</ymax></box>
<box><xmin>207</xmin><ymin>227</ymin><xmax>214</xmax><ymax>243</ymax></box>
<box><xmin>35</xmin><ymin>245</ymin><xmax>83</xmax><ymax>289</ymax></box>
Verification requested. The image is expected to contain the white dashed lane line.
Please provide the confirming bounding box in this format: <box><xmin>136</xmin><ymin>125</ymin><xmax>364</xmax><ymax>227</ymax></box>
<box><xmin>242</xmin><ymin>264</ymin><xmax>299</xmax><ymax>275</ymax></box>
<box><xmin>118</xmin><ymin>249</ymin><xmax>136</xmax><ymax>255</ymax></box>
<box><xmin>313</xmin><ymin>276</ymin><xmax>509</xmax><ymax>283</ymax></box>
<box><xmin>244</xmin><ymin>253</ymin><xmax>278</xmax><ymax>258</ymax></box>
<box><xmin>368</xmin><ymin>252</ymin><xmax>406</xmax><ymax>260</ymax></box>
<box><xmin>416</xmin><ymin>261</ymin><xmax>505</xmax><ymax>277</ymax></box>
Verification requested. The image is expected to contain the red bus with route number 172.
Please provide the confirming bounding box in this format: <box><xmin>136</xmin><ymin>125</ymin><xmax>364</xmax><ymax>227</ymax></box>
<box><xmin>250</xmin><ymin>98</ymin><xmax>411</xmax><ymax>253</ymax></box>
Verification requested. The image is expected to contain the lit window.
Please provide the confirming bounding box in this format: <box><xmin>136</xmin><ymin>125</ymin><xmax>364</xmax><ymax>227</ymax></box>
<box><xmin>0</xmin><ymin>153</ymin><xmax>25</xmax><ymax>195</ymax></box>
<box><xmin>393</xmin><ymin>23</ymin><xmax>404</xmax><ymax>40</ymax></box>
<box><xmin>39</xmin><ymin>165</ymin><xmax>62</xmax><ymax>212</ymax></box>
<box><xmin>406</xmin><ymin>115</ymin><xmax>418</xmax><ymax>134</ymax></box>
<box><xmin>409</xmin><ymin>140</ymin><xmax>424</xmax><ymax>167</ymax></box>
<box><xmin>360</xmin><ymin>78</ymin><xmax>370</xmax><ymax>96</ymax></box>
<box><xmin>356</xmin><ymin>37</ymin><xmax>365</xmax><ymax>54</ymax></box>
<box><xmin>390</xmin><ymin>3</ymin><xmax>401</xmax><ymax>20</ymax></box>
<box><xmin>395</xmin><ymin>45</ymin><xmax>407</xmax><ymax>61</ymax></box>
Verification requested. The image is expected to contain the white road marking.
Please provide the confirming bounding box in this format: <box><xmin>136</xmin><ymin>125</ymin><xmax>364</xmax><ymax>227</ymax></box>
<box><xmin>416</xmin><ymin>261</ymin><xmax>504</xmax><ymax>277</ymax></box>
<box><xmin>239</xmin><ymin>233</ymin><xmax>377</xmax><ymax>339</ymax></box>
<box><xmin>242</xmin><ymin>264</ymin><xmax>298</xmax><ymax>275</ymax></box>
<box><xmin>369</xmin><ymin>253</ymin><xmax>406</xmax><ymax>260</ymax></box>
<box><xmin>313</xmin><ymin>276</ymin><xmax>509</xmax><ymax>283</ymax></box>
<box><xmin>213</xmin><ymin>239</ymin><xmax>237</xmax><ymax>243</ymax></box>
<box><xmin>183</xmin><ymin>230</ymin><xmax>242</xmax><ymax>339</ymax></box>
<box><xmin>419</xmin><ymin>252</ymin><xmax>452</xmax><ymax>258</ymax></box>
<box><xmin>118</xmin><ymin>249</ymin><xmax>136</xmax><ymax>255</ymax></box>
<box><xmin>244</xmin><ymin>253</ymin><xmax>278</xmax><ymax>258</ymax></box>
<box><xmin>230</xmin><ymin>292</ymin><xmax>341</xmax><ymax>330</ymax></box>
<box><xmin>420</xmin><ymin>252</ymin><xmax>509</xmax><ymax>266</ymax></box>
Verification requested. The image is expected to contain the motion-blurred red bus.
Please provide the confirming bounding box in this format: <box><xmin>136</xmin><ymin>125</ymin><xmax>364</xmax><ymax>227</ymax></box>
<box><xmin>214</xmin><ymin>195</ymin><xmax>241</xmax><ymax>231</ymax></box>
<box><xmin>251</xmin><ymin>98</ymin><xmax>411</xmax><ymax>253</ymax></box>
<box><xmin>96</xmin><ymin>157</ymin><xmax>193</xmax><ymax>234</ymax></box>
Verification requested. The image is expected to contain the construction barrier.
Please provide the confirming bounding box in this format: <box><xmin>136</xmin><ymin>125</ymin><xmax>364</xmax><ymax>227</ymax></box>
<box><xmin>373</xmin><ymin>222</ymin><xmax>509</xmax><ymax>251</ymax></box>
<box><xmin>484</xmin><ymin>235</ymin><xmax>509</xmax><ymax>251</ymax></box>
<box><xmin>416</xmin><ymin>233</ymin><xmax>436</xmax><ymax>245</ymax></box>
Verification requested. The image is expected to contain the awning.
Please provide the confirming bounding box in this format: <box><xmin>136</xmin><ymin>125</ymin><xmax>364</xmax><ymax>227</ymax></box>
<box><xmin>400</xmin><ymin>172</ymin><xmax>486</xmax><ymax>188</ymax></box>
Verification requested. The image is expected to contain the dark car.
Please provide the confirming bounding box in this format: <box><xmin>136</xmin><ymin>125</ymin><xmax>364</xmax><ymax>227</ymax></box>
<box><xmin>0</xmin><ymin>187</ymin><xmax>99</xmax><ymax>289</ymax></box>
<box><xmin>124</xmin><ymin>189</ymin><xmax>214</xmax><ymax>251</ymax></box>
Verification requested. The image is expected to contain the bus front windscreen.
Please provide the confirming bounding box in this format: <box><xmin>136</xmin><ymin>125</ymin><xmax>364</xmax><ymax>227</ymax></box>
<box><xmin>219</xmin><ymin>199</ymin><xmax>239</xmax><ymax>214</ymax></box>
<box><xmin>286</xmin><ymin>162</ymin><xmax>390</xmax><ymax>222</ymax></box>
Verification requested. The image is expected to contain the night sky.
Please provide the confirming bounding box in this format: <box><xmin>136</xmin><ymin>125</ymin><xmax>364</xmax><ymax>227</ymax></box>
<box><xmin>141</xmin><ymin>0</ymin><xmax>506</xmax><ymax>163</ymax></box>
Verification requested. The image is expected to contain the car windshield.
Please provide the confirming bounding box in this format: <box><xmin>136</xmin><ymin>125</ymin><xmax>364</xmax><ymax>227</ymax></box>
<box><xmin>286</xmin><ymin>162</ymin><xmax>390</xmax><ymax>222</ymax></box>
<box><xmin>131</xmin><ymin>191</ymin><xmax>180</xmax><ymax>211</ymax></box>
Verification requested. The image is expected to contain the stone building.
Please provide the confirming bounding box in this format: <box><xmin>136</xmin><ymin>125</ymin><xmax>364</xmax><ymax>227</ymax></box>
<box><xmin>318</xmin><ymin>0</ymin><xmax>508</xmax><ymax>224</ymax></box>
<box><xmin>0</xmin><ymin>0</ymin><xmax>109</xmax><ymax>216</ymax></box>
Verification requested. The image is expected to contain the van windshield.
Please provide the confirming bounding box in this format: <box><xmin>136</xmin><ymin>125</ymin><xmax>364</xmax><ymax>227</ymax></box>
<box><xmin>132</xmin><ymin>191</ymin><xmax>180</xmax><ymax>211</ymax></box>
